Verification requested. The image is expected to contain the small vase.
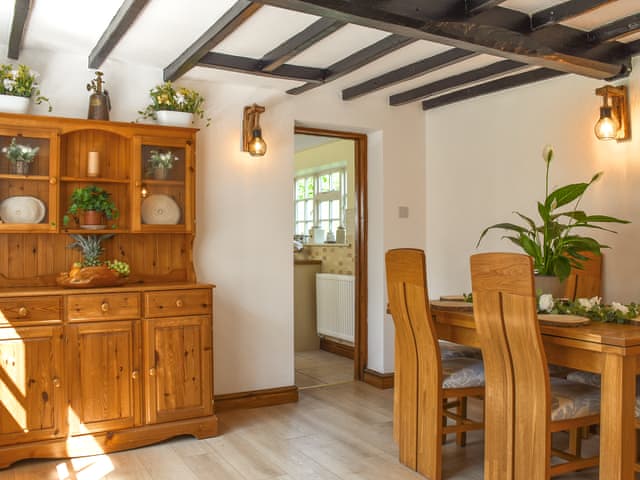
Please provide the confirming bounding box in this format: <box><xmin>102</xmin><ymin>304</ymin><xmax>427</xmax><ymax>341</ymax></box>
<box><xmin>534</xmin><ymin>275</ymin><xmax>566</xmax><ymax>298</ymax></box>
<box><xmin>152</xmin><ymin>166</ymin><xmax>169</xmax><ymax>180</ymax></box>
<box><xmin>11</xmin><ymin>160</ymin><xmax>30</xmax><ymax>175</ymax></box>
<box><xmin>156</xmin><ymin>110</ymin><xmax>193</xmax><ymax>127</ymax></box>
<box><xmin>0</xmin><ymin>94</ymin><xmax>29</xmax><ymax>114</ymax></box>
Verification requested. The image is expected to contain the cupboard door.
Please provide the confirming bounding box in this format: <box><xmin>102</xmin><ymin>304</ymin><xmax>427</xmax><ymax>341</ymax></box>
<box><xmin>67</xmin><ymin>320</ymin><xmax>141</xmax><ymax>434</ymax></box>
<box><xmin>143</xmin><ymin>315</ymin><xmax>212</xmax><ymax>424</ymax></box>
<box><xmin>0</xmin><ymin>325</ymin><xmax>64</xmax><ymax>445</ymax></box>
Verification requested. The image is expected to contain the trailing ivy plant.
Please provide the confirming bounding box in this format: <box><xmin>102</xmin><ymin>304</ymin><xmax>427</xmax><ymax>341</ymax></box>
<box><xmin>63</xmin><ymin>185</ymin><xmax>119</xmax><ymax>228</ymax></box>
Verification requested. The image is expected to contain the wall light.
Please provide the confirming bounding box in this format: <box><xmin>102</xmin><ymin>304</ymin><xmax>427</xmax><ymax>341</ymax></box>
<box><xmin>594</xmin><ymin>85</ymin><xmax>630</xmax><ymax>141</ymax></box>
<box><xmin>242</xmin><ymin>104</ymin><xmax>267</xmax><ymax>156</ymax></box>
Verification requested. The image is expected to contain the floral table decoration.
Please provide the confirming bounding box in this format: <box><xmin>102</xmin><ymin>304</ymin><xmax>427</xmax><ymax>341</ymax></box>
<box><xmin>0</xmin><ymin>63</ymin><xmax>52</xmax><ymax>113</ymax></box>
<box><xmin>139</xmin><ymin>81</ymin><xmax>209</xmax><ymax>126</ymax></box>
<box><xmin>2</xmin><ymin>137</ymin><xmax>39</xmax><ymax>175</ymax></box>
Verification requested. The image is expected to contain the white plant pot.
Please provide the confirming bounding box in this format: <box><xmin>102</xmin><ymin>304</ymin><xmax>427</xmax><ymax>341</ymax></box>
<box><xmin>0</xmin><ymin>95</ymin><xmax>29</xmax><ymax>114</ymax></box>
<box><xmin>156</xmin><ymin>110</ymin><xmax>194</xmax><ymax>127</ymax></box>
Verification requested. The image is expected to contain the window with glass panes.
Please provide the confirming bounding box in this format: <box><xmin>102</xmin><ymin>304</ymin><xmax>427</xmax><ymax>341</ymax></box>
<box><xmin>295</xmin><ymin>168</ymin><xmax>345</xmax><ymax>240</ymax></box>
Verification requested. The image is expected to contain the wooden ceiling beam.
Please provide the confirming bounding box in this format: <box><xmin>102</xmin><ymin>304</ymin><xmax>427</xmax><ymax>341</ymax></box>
<box><xmin>342</xmin><ymin>48</ymin><xmax>477</xmax><ymax>100</ymax></box>
<box><xmin>164</xmin><ymin>0</ymin><xmax>261</xmax><ymax>82</ymax></box>
<box><xmin>422</xmin><ymin>68</ymin><xmax>565</xmax><ymax>110</ymax></box>
<box><xmin>88</xmin><ymin>0</ymin><xmax>149</xmax><ymax>69</ymax></box>
<box><xmin>286</xmin><ymin>34</ymin><xmax>415</xmax><ymax>95</ymax></box>
<box><xmin>260</xmin><ymin>17</ymin><xmax>346</xmax><ymax>72</ymax></box>
<box><xmin>587</xmin><ymin>13</ymin><xmax>640</xmax><ymax>43</ymax></box>
<box><xmin>198</xmin><ymin>52</ymin><xmax>326</xmax><ymax>83</ymax></box>
<box><xmin>254</xmin><ymin>0</ymin><xmax>626</xmax><ymax>80</ymax></box>
<box><xmin>531</xmin><ymin>0</ymin><xmax>617</xmax><ymax>30</ymax></box>
<box><xmin>8</xmin><ymin>0</ymin><xmax>31</xmax><ymax>60</ymax></box>
<box><xmin>391</xmin><ymin>59</ymin><xmax>526</xmax><ymax>106</ymax></box>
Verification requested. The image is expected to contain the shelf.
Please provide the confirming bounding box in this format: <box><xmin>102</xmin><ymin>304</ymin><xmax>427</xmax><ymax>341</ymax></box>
<box><xmin>61</xmin><ymin>177</ymin><xmax>130</xmax><ymax>184</ymax></box>
<box><xmin>62</xmin><ymin>228</ymin><xmax>129</xmax><ymax>235</ymax></box>
<box><xmin>0</xmin><ymin>174</ymin><xmax>49</xmax><ymax>181</ymax></box>
<box><xmin>142</xmin><ymin>179</ymin><xmax>184</xmax><ymax>186</ymax></box>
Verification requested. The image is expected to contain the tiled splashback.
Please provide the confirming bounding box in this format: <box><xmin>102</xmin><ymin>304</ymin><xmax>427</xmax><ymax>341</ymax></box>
<box><xmin>294</xmin><ymin>243</ymin><xmax>355</xmax><ymax>275</ymax></box>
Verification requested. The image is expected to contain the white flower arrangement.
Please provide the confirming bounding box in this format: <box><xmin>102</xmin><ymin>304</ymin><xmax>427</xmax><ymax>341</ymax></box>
<box><xmin>540</xmin><ymin>295</ymin><xmax>639</xmax><ymax>324</ymax></box>
<box><xmin>2</xmin><ymin>137</ymin><xmax>39</xmax><ymax>163</ymax></box>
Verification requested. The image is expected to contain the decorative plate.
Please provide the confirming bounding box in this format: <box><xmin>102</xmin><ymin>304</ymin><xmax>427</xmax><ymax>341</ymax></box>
<box><xmin>141</xmin><ymin>194</ymin><xmax>181</xmax><ymax>225</ymax></box>
<box><xmin>0</xmin><ymin>196</ymin><xmax>46</xmax><ymax>224</ymax></box>
<box><xmin>538</xmin><ymin>314</ymin><xmax>590</xmax><ymax>327</ymax></box>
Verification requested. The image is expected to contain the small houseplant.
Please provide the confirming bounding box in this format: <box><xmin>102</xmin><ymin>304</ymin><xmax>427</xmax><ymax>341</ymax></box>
<box><xmin>2</xmin><ymin>137</ymin><xmax>39</xmax><ymax>175</ymax></box>
<box><xmin>0</xmin><ymin>63</ymin><xmax>52</xmax><ymax>113</ymax></box>
<box><xmin>146</xmin><ymin>149</ymin><xmax>178</xmax><ymax>180</ymax></box>
<box><xmin>63</xmin><ymin>185</ymin><xmax>119</xmax><ymax>228</ymax></box>
<box><xmin>138</xmin><ymin>81</ymin><xmax>208</xmax><ymax>126</ymax></box>
<box><xmin>477</xmin><ymin>145</ymin><xmax>629</xmax><ymax>287</ymax></box>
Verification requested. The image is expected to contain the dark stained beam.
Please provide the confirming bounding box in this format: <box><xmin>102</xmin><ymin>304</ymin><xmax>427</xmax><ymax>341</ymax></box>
<box><xmin>587</xmin><ymin>13</ymin><xmax>640</xmax><ymax>43</ymax></box>
<box><xmin>342</xmin><ymin>48</ymin><xmax>477</xmax><ymax>100</ymax></box>
<box><xmin>164</xmin><ymin>0</ymin><xmax>261</xmax><ymax>82</ymax></box>
<box><xmin>260</xmin><ymin>17</ymin><xmax>346</xmax><ymax>72</ymax></box>
<box><xmin>198</xmin><ymin>52</ymin><xmax>326</xmax><ymax>83</ymax></box>
<box><xmin>254</xmin><ymin>0</ymin><xmax>626</xmax><ymax>80</ymax></box>
<box><xmin>422</xmin><ymin>68</ymin><xmax>565</xmax><ymax>110</ymax></box>
<box><xmin>8</xmin><ymin>0</ymin><xmax>30</xmax><ymax>60</ymax></box>
<box><xmin>88</xmin><ymin>0</ymin><xmax>149</xmax><ymax>69</ymax></box>
<box><xmin>391</xmin><ymin>59</ymin><xmax>526</xmax><ymax>106</ymax></box>
<box><xmin>286</xmin><ymin>34</ymin><xmax>415</xmax><ymax>95</ymax></box>
<box><xmin>466</xmin><ymin>0</ymin><xmax>508</xmax><ymax>15</ymax></box>
<box><xmin>531</xmin><ymin>0</ymin><xmax>617</xmax><ymax>30</ymax></box>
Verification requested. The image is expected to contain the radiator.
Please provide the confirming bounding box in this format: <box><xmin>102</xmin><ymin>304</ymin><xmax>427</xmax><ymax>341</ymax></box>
<box><xmin>316</xmin><ymin>273</ymin><xmax>355</xmax><ymax>343</ymax></box>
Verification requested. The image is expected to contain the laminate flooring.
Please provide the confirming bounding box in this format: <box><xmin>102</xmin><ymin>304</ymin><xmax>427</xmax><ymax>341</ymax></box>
<box><xmin>0</xmin><ymin>381</ymin><xmax>603</xmax><ymax>479</ymax></box>
<box><xmin>295</xmin><ymin>350</ymin><xmax>353</xmax><ymax>388</ymax></box>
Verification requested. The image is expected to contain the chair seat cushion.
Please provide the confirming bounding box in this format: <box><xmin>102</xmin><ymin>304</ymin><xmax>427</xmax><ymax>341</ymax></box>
<box><xmin>442</xmin><ymin>357</ymin><xmax>485</xmax><ymax>389</ymax></box>
<box><xmin>549</xmin><ymin>377</ymin><xmax>601</xmax><ymax>421</ymax></box>
<box><xmin>566</xmin><ymin>370</ymin><xmax>640</xmax><ymax>417</ymax></box>
<box><xmin>439</xmin><ymin>340</ymin><xmax>482</xmax><ymax>360</ymax></box>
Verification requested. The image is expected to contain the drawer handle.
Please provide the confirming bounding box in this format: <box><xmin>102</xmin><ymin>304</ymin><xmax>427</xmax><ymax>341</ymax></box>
<box><xmin>176</xmin><ymin>299</ymin><xmax>184</xmax><ymax>308</ymax></box>
<box><xmin>52</xmin><ymin>377</ymin><xmax>61</xmax><ymax>388</ymax></box>
<box><xmin>149</xmin><ymin>368</ymin><xmax>156</xmax><ymax>376</ymax></box>
<box><xmin>101</xmin><ymin>302</ymin><xmax>110</xmax><ymax>313</ymax></box>
<box><xmin>18</xmin><ymin>307</ymin><xmax>29</xmax><ymax>317</ymax></box>
<box><xmin>131</xmin><ymin>370</ymin><xmax>139</xmax><ymax>380</ymax></box>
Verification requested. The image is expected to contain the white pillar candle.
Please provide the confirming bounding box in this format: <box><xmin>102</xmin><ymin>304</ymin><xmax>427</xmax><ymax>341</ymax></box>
<box><xmin>87</xmin><ymin>151</ymin><xmax>100</xmax><ymax>177</ymax></box>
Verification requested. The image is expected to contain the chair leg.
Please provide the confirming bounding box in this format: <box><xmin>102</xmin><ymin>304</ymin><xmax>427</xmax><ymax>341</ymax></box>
<box><xmin>456</xmin><ymin>396</ymin><xmax>467</xmax><ymax>447</ymax></box>
<box><xmin>568</xmin><ymin>428</ymin><xmax>582</xmax><ymax>457</ymax></box>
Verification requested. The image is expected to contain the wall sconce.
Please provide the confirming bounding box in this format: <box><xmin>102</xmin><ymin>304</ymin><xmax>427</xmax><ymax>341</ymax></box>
<box><xmin>242</xmin><ymin>104</ymin><xmax>267</xmax><ymax>156</ymax></box>
<box><xmin>594</xmin><ymin>85</ymin><xmax>630</xmax><ymax>141</ymax></box>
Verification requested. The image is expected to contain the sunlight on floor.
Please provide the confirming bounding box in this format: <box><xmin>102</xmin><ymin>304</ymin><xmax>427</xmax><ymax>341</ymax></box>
<box><xmin>56</xmin><ymin>454</ymin><xmax>114</xmax><ymax>480</ymax></box>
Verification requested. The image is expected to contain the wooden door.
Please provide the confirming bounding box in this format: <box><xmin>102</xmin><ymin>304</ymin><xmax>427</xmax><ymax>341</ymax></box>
<box><xmin>0</xmin><ymin>325</ymin><xmax>64</xmax><ymax>445</ymax></box>
<box><xmin>66</xmin><ymin>320</ymin><xmax>141</xmax><ymax>434</ymax></box>
<box><xmin>143</xmin><ymin>316</ymin><xmax>212</xmax><ymax>424</ymax></box>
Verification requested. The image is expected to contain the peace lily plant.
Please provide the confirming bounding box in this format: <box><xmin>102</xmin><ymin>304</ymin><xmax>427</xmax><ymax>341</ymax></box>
<box><xmin>477</xmin><ymin>145</ymin><xmax>630</xmax><ymax>282</ymax></box>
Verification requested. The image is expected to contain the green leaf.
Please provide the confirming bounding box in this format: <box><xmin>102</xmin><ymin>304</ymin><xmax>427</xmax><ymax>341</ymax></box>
<box><xmin>476</xmin><ymin>223</ymin><xmax>527</xmax><ymax>248</ymax></box>
<box><xmin>583</xmin><ymin>214</ymin><xmax>630</xmax><ymax>224</ymax></box>
<box><xmin>545</xmin><ymin>182</ymin><xmax>589</xmax><ymax>209</ymax></box>
<box><xmin>552</xmin><ymin>256</ymin><xmax>572</xmax><ymax>282</ymax></box>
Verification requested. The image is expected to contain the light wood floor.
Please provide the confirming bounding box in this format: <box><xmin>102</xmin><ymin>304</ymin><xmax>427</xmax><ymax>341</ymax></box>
<box><xmin>295</xmin><ymin>349</ymin><xmax>354</xmax><ymax>388</ymax></box>
<box><xmin>0</xmin><ymin>381</ymin><xmax>602</xmax><ymax>479</ymax></box>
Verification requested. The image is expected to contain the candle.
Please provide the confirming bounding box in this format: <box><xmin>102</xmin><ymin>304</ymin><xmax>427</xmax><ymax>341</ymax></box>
<box><xmin>87</xmin><ymin>151</ymin><xmax>100</xmax><ymax>177</ymax></box>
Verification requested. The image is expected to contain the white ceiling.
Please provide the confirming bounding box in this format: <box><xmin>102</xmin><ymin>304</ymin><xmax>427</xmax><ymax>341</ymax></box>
<box><xmin>1</xmin><ymin>0</ymin><xmax>638</xmax><ymax>106</ymax></box>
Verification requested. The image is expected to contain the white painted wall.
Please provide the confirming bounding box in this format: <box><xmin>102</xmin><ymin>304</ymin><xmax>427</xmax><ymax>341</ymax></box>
<box><xmin>425</xmin><ymin>58</ymin><xmax>640</xmax><ymax>304</ymax></box>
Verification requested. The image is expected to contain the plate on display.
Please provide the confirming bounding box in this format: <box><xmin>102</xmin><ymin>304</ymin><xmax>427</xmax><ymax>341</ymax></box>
<box><xmin>0</xmin><ymin>196</ymin><xmax>46</xmax><ymax>224</ymax></box>
<box><xmin>141</xmin><ymin>194</ymin><xmax>181</xmax><ymax>225</ymax></box>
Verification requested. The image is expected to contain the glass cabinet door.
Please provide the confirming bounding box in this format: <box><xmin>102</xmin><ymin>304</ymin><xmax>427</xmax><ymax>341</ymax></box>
<box><xmin>0</xmin><ymin>128</ymin><xmax>58</xmax><ymax>232</ymax></box>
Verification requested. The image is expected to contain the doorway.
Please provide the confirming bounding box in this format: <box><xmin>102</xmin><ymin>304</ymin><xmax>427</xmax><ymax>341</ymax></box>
<box><xmin>293</xmin><ymin>126</ymin><xmax>367</xmax><ymax>389</ymax></box>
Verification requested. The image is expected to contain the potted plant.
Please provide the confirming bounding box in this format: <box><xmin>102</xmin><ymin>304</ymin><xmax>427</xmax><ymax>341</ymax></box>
<box><xmin>146</xmin><ymin>149</ymin><xmax>178</xmax><ymax>180</ymax></box>
<box><xmin>0</xmin><ymin>63</ymin><xmax>52</xmax><ymax>114</ymax></box>
<box><xmin>2</xmin><ymin>137</ymin><xmax>39</xmax><ymax>175</ymax></box>
<box><xmin>476</xmin><ymin>145</ymin><xmax>629</xmax><ymax>295</ymax></box>
<box><xmin>138</xmin><ymin>81</ymin><xmax>208</xmax><ymax>126</ymax></box>
<box><xmin>63</xmin><ymin>185</ymin><xmax>119</xmax><ymax>229</ymax></box>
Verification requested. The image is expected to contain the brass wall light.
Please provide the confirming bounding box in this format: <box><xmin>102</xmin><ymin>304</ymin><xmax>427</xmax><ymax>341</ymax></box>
<box><xmin>242</xmin><ymin>104</ymin><xmax>267</xmax><ymax>156</ymax></box>
<box><xmin>594</xmin><ymin>85</ymin><xmax>630</xmax><ymax>141</ymax></box>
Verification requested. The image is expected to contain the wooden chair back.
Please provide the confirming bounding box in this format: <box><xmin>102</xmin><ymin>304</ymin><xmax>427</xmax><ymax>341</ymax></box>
<box><xmin>385</xmin><ymin>248</ymin><xmax>442</xmax><ymax>477</ymax></box>
<box><xmin>564</xmin><ymin>252</ymin><xmax>602</xmax><ymax>300</ymax></box>
<box><xmin>470</xmin><ymin>253</ymin><xmax>551</xmax><ymax>480</ymax></box>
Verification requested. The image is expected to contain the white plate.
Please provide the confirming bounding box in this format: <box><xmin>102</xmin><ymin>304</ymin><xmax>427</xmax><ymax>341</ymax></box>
<box><xmin>0</xmin><ymin>196</ymin><xmax>46</xmax><ymax>224</ymax></box>
<box><xmin>141</xmin><ymin>194</ymin><xmax>181</xmax><ymax>225</ymax></box>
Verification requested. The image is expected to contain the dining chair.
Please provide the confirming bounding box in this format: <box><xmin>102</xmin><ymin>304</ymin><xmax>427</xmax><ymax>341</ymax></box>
<box><xmin>386</xmin><ymin>248</ymin><xmax>484</xmax><ymax>480</ymax></box>
<box><xmin>470</xmin><ymin>252</ymin><xmax>600</xmax><ymax>479</ymax></box>
<box><xmin>564</xmin><ymin>251</ymin><xmax>602</xmax><ymax>300</ymax></box>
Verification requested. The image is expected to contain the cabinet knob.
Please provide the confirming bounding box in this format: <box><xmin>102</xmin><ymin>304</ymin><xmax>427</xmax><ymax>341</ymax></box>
<box><xmin>149</xmin><ymin>368</ymin><xmax>156</xmax><ymax>376</ymax></box>
<box><xmin>18</xmin><ymin>306</ymin><xmax>28</xmax><ymax>317</ymax></box>
<box><xmin>176</xmin><ymin>299</ymin><xmax>184</xmax><ymax>308</ymax></box>
<box><xmin>131</xmin><ymin>370</ymin><xmax>139</xmax><ymax>380</ymax></box>
<box><xmin>100</xmin><ymin>302</ymin><xmax>110</xmax><ymax>313</ymax></box>
<box><xmin>49</xmin><ymin>177</ymin><xmax>57</xmax><ymax>185</ymax></box>
<box><xmin>135</xmin><ymin>180</ymin><xmax>142</xmax><ymax>187</ymax></box>
<box><xmin>52</xmin><ymin>377</ymin><xmax>61</xmax><ymax>388</ymax></box>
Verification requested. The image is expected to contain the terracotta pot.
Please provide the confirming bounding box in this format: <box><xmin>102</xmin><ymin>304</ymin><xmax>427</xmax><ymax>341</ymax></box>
<box><xmin>534</xmin><ymin>275</ymin><xmax>566</xmax><ymax>298</ymax></box>
<box><xmin>82</xmin><ymin>210</ymin><xmax>103</xmax><ymax>226</ymax></box>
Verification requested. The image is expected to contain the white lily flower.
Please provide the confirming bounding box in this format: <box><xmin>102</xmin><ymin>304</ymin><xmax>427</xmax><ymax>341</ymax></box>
<box><xmin>611</xmin><ymin>302</ymin><xmax>629</xmax><ymax>314</ymax></box>
<box><xmin>577</xmin><ymin>298</ymin><xmax>592</xmax><ymax>310</ymax></box>
<box><xmin>589</xmin><ymin>296</ymin><xmax>601</xmax><ymax>307</ymax></box>
<box><xmin>538</xmin><ymin>293</ymin><xmax>554</xmax><ymax>313</ymax></box>
<box><xmin>542</xmin><ymin>144</ymin><xmax>553</xmax><ymax>164</ymax></box>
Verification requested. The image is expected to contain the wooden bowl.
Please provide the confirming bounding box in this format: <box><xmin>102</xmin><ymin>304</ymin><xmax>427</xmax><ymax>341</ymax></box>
<box><xmin>56</xmin><ymin>266</ymin><xmax>126</xmax><ymax>288</ymax></box>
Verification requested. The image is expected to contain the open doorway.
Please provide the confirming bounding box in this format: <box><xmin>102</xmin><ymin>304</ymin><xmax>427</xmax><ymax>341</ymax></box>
<box><xmin>293</xmin><ymin>126</ymin><xmax>367</xmax><ymax>389</ymax></box>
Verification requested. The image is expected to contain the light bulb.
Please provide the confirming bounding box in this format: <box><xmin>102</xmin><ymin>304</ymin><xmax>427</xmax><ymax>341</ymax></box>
<box><xmin>248</xmin><ymin>128</ymin><xmax>267</xmax><ymax>156</ymax></box>
<box><xmin>594</xmin><ymin>106</ymin><xmax>619</xmax><ymax>140</ymax></box>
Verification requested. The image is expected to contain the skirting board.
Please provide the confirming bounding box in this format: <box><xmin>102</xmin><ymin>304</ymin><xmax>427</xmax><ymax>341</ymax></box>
<box><xmin>214</xmin><ymin>385</ymin><xmax>299</xmax><ymax>412</ymax></box>
<box><xmin>320</xmin><ymin>336</ymin><xmax>355</xmax><ymax>359</ymax></box>
<box><xmin>363</xmin><ymin>368</ymin><xmax>394</xmax><ymax>389</ymax></box>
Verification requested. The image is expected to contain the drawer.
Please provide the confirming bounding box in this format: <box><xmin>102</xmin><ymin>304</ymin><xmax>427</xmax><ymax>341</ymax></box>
<box><xmin>0</xmin><ymin>296</ymin><xmax>62</xmax><ymax>324</ymax></box>
<box><xmin>66</xmin><ymin>293</ymin><xmax>141</xmax><ymax>322</ymax></box>
<box><xmin>144</xmin><ymin>289</ymin><xmax>211</xmax><ymax>318</ymax></box>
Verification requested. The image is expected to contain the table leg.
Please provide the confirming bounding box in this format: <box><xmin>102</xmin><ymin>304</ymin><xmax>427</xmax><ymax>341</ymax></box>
<box><xmin>599</xmin><ymin>352</ymin><xmax>636</xmax><ymax>479</ymax></box>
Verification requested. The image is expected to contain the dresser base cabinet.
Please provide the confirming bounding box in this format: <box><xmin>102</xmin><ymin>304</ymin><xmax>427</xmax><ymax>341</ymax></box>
<box><xmin>0</xmin><ymin>284</ymin><xmax>217</xmax><ymax>469</ymax></box>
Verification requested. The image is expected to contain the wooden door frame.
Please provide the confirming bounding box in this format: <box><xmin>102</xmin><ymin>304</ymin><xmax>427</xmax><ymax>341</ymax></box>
<box><xmin>294</xmin><ymin>126</ymin><xmax>368</xmax><ymax>381</ymax></box>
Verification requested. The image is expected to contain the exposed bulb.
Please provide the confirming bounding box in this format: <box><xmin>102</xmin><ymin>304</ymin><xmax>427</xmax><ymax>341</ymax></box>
<box><xmin>248</xmin><ymin>128</ymin><xmax>267</xmax><ymax>156</ymax></box>
<box><xmin>594</xmin><ymin>106</ymin><xmax>619</xmax><ymax>140</ymax></box>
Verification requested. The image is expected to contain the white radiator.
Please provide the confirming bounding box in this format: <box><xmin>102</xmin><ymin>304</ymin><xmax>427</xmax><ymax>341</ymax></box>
<box><xmin>316</xmin><ymin>273</ymin><xmax>355</xmax><ymax>343</ymax></box>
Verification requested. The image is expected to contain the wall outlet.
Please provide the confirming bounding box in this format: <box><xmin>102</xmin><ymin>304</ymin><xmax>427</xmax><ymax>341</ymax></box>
<box><xmin>398</xmin><ymin>206</ymin><xmax>409</xmax><ymax>218</ymax></box>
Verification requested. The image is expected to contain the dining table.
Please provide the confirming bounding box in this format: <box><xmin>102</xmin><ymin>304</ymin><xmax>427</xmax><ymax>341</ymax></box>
<box><xmin>430</xmin><ymin>301</ymin><xmax>640</xmax><ymax>480</ymax></box>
